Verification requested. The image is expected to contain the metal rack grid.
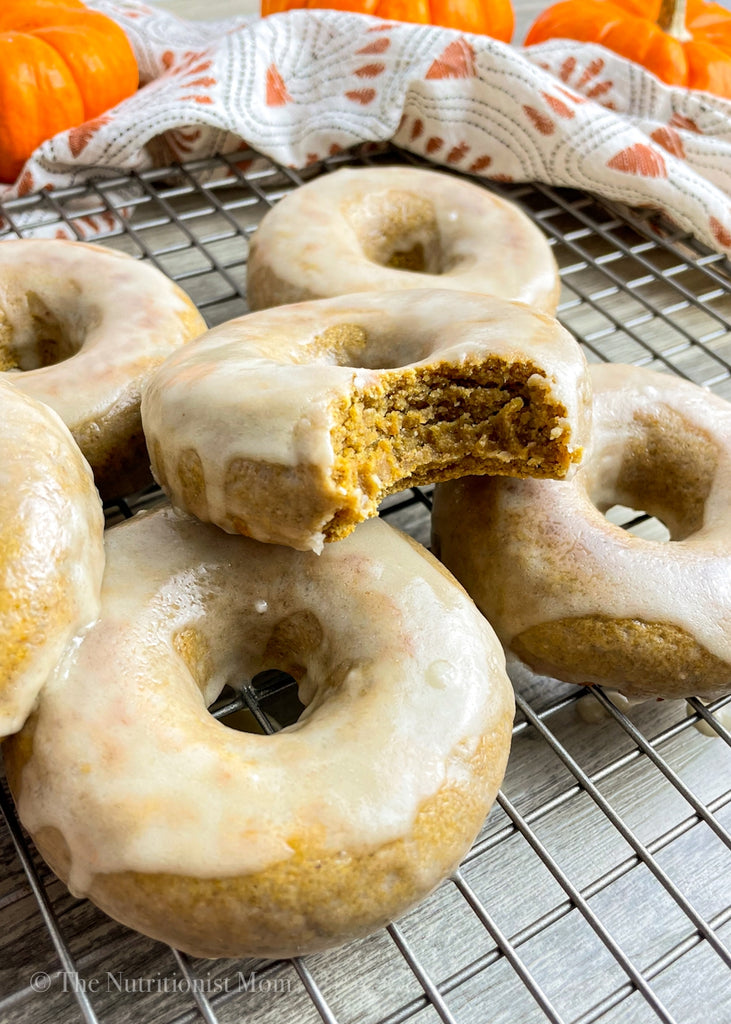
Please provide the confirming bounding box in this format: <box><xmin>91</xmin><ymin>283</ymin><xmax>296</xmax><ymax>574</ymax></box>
<box><xmin>0</xmin><ymin>143</ymin><xmax>730</xmax><ymax>1024</ymax></box>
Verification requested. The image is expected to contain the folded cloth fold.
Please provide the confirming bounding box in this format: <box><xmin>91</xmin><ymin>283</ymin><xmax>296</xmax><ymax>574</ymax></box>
<box><xmin>2</xmin><ymin>0</ymin><xmax>731</xmax><ymax>259</ymax></box>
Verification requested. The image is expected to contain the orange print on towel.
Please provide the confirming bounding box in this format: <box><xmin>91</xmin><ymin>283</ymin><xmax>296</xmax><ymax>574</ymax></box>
<box><xmin>266</xmin><ymin>65</ymin><xmax>292</xmax><ymax>106</ymax></box>
<box><xmin>425</xmin><ymin>39</ymin><xmax>475</xmax><ymax>80</ymax></box>
<box><xmin>607</xmin><ymin>144</ymin><xmax>667</xmax><ymax>178</ymax></box>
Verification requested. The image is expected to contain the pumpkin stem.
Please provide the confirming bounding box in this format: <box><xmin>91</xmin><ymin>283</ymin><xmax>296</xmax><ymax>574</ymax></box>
<box><xmin>657</xmin><ymin>0</ymin><xmax>692</xmax><ymax>42</ymax></box>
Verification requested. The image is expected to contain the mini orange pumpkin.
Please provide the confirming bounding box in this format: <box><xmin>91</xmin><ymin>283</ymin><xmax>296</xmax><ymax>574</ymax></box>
<box><xmin>0</xmin><ymin>0</ymin><xmax>139</xmax><ymax>183</ymax></box>
<box><xmin>524</xmin><ymin>0</ymin><xmax>731</xmax><ymax>99</ymax></box>
<box><xmin>261</xmin><ymin>0</ymin><xmax>515</xmax><ymax>44</ymax></box>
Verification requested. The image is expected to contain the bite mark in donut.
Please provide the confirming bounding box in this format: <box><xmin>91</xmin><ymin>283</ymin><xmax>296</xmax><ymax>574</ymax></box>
<box><xmin>141</xmin><ymin>289</ymin><xmax>591</xmax><ymax>552</ymax></box>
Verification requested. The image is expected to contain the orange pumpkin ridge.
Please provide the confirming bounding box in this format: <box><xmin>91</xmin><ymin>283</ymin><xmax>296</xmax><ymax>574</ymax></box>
<box><xmin>0</xmin><ymin>1</ymin><xmax>138</xmax><ymax>183</ymax></box>
<box><xmin>260</xmin><ymin>0</ymin><xmax>514</xmax><ymax>43</ymax></box>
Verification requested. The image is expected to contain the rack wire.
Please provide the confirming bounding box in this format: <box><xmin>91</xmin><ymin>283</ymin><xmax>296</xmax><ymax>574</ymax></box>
<box><xmin>1</xmin><ymin>143</ymin><xmax>730</xmax><ymax>1024</ymax></box>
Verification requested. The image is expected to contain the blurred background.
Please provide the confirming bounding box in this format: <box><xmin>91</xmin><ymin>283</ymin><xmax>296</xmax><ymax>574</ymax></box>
<box><xmin>149</xmin><ymin>0</ymin><xmax>563</xmax><ymax>41</ymax></box>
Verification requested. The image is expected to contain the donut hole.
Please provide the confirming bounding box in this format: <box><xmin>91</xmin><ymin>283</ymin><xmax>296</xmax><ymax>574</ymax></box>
<box><xmin>344</xmin><ymin>190</ymin><xmax>447</xmax><ymax>275</ymax></box>
<box><xmin>603</xmin><ymin>504</ymin><xmax>671</xmax><ymax>542</ymax></box>
<box><xmin>308</xmin><ymin>322</ymin><xmax>443</xmax><ymax>370</ymax></box>
<box><xmin>249</xmin><ymin>669</ymin><xmax>306</xmax><ymax>730</ymax></box>
<box><xmin>588</xmin><ymin>406</ymin><xmax>719</xmax><ymax>542</ymax></box>
<box><xmin>193</xmin><ymin>609</ymin><xmax>319</xmax><ymax>734</ymax></box>
<box><xmin>0</xmin><ymin>291</ymin><xmax>85</xmax><ymax>371</ymax></box>
<box><xmin>210</xmin><ymin>671</ymin><xmax>304</xmax><ymax>735</ymax></box>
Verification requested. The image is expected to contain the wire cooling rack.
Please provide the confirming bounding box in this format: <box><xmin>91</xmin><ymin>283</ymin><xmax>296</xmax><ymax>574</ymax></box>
<box><xmin>1</xmin><ymin>143</ymin><xmax>730</xmax><ymax>1024</ymax></box>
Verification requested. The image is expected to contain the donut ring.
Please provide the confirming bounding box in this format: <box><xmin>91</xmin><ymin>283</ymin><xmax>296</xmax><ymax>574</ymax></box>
<box><xmin>0</xmin><ymin>379</ymin><xmax>104</xmax><ymax>737</ymax></box>
<box><xmin>0</xmin><ymin>239</ymin><xmax>206</xmax><ymax>499</ymax></box>
<box><xmin>432</xmin><ymin>363</ymin><xmax>731</xmax><ymax>701</ymax></box>
<box><xmin>141</xmin><ymin>289</ymin><xmax>590</xmax><ymax>552</ymax></box>
<box><xmin>247</xmin><ymin>166</ymin><xmax>560</xmax><ymax>314</ymax></box>
<box><xmin>5</xmin><ymin>508</ymin><xmax>515</xmax><ymax>959</ymax></box>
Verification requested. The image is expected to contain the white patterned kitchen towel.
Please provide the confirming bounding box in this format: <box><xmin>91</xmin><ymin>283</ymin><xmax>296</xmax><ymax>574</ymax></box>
<box><xmin>3</xmin><ymin>0</ymin><xmax>731</xmax><ymax>257</ymax></box>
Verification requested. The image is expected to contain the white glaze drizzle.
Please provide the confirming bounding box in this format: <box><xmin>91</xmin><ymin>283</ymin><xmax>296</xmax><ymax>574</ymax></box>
<box><xmin>141</xmin><ymin>289</ymin><xmax>591</xmax><ymax>551</ymax></box>
<box><xmin>433</xmin><ymin>363</ymin><xmax>731</xmax><ymax>668</ymax></box>
<box><xmin>247</xmin><ymin>165</ymin><xmax>560</xmax><ymax>313</ymax></box>
<box><xmin>0</xmin><ymin>238</ymin><xmax>205</xmax><ymax>428</ymax></box>
<box><xmin>0</xmin><ymin>380</ymin><xmax>104</xmax><ymax>736</ymax></box>
<box><xmin>16</xmin><ymin>509</ymin><xmax>514</xmax><ymax>892</ymax></box>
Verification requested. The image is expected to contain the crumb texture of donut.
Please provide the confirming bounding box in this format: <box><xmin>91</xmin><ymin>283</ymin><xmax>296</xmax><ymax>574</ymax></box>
<box><xmin>325</xmin><ymin>358</ymin><xmax>577</xmax><ymax>542</ymax></box>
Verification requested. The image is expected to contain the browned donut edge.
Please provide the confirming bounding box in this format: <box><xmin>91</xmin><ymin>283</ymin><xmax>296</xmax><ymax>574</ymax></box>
<box><xmin>5</xmin><ymin>705</ymin><xmax>513</xmax><ymax>960</ymax></box>
<box><xmin>512</xmin><ymin>616</ymin><xmax>731</xmax><ymax>702</ymax></box>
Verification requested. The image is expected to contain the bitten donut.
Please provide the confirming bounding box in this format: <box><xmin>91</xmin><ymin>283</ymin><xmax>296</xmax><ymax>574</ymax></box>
<box><xmin>0</xmin><ymin>239</ymin><xmax>206</xmax><ymax>499</ymax></box>
<box><xmin>432</xmin><ymin>363</ymin><xmax>731</xmax><ymax>701</ymax></box>
<box><xmin>247</xmin><ymin>166</ymin><xmax>560</xmax><ymax>314</ymax></box>
<box><xmin>142</xmin><ymin>289</ymin><xmax>590</xmax><ymax>552</ymax></box>
<box><xmin>5</xmin><ymin>507</ymin><xmax>515</xmax><ymax>959</ymax></box>
<box><xmin>0</xmin><ymin>380</ymin><xmax>104</xmax><ymax>737</ymax></box>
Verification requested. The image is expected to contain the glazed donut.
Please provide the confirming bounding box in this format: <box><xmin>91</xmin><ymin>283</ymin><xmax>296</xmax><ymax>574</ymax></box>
<box><xmin>0</xmin><ymin>379</ymin><xmax>104</xmax><ymax>737</ymax></box>
<box><xmin>0</xmin><ymin>239</ymin><xmax>206</xmax><ymax>499</ymax></box>
<box><xmin>5</xmin><ymin>507</ymin><xmax>515</xmax><ymax>959</ymax></box>
<box><xmin>432</xmin><ymin>363</ymin><xmax>731</xmax><ymax>701</ymax></box>
<box><xmin>247</xmin><ymin>166</ymin><xmax>560</xmax><ymax>314</ymax></box>
<box><xmin>141</xmin><ymin>289</ymin><xmax>591</xmax><ymax>552</ymax></box>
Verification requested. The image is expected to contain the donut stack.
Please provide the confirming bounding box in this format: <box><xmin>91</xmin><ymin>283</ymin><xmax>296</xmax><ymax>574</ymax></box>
<box><xmin>1</xmin><ymin>166</ymin><xmax>729</xmax><ymax>961</ymax></box>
